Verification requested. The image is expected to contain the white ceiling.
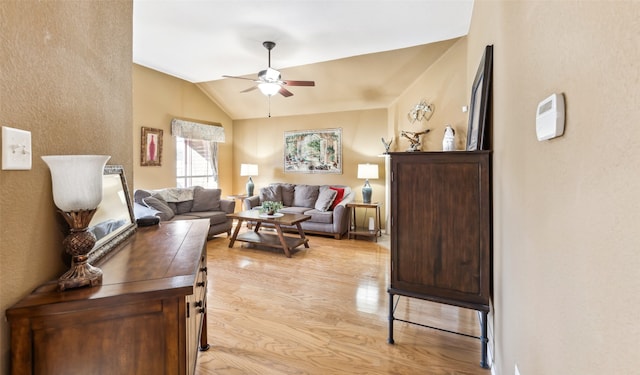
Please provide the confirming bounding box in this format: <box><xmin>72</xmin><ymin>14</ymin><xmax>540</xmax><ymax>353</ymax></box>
<box><xmin>133</xmin><ymin>1</ymin><xmax>474</xmax><ymax>119</ymax></box>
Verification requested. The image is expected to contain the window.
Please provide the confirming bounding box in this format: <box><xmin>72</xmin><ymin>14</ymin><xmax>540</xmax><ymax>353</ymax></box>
<box><xmin>170</xmin><ymin>118</ymin><xmax>224</xmax><ymax>189</ymax></box>
<box><xmin>175</xmin><ymin>137</ymin><xmax>218</xmax><ymax>188</ymax></box>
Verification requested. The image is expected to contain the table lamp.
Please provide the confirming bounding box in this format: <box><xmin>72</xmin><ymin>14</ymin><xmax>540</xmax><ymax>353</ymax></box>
<box><xmin>240</xmin><ymin>163</ymin><xmax>259</xmax><ymax>196</ymax></box>
<box><xmin>42</xmin><ymin>154</ymin><xmax>110</xmax><ymax>291</ymax></box>
<box><xmin>357</xmin><ymin>163</ymin><xmax>379</xmax><ymax>203</ymax></box>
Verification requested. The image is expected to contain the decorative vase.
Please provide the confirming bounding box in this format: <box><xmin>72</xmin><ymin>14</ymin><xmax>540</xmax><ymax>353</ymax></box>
<box><xmin>443</xmin><ymin>125</ymin><xmax>455</xmax><ymax>151</ymax></box>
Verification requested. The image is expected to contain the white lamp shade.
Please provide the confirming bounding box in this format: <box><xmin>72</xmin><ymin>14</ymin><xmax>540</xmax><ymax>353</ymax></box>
<box><xmin>357</xmin><ymin>164</ymin><xmax>379</xmax><ymax>179</ymax></box>
<box><xmin>240</xmin><ymin>163</ymin><xmax>259</xmax><ymax>176</ymax></box>
<box><xmin>258</xmin><ymin>82</ymin><xmax>281</xmax><ymax>96</ymax></box>
<box><xmin>42</xmin><ymin>155</ymin><xmax>110</xmax><ymax>211</ymax></box>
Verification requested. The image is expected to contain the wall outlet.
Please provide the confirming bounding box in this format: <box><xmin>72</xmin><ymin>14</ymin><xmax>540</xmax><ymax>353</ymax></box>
<box><xmin>515</xmin><ymin>364</ymin><xmax>521</xmax><ymax>375</ymax></box>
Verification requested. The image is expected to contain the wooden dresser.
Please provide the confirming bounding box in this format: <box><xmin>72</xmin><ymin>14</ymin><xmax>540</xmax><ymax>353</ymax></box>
<box><xmin>387</xmin><ymin>151</ymin><xmax>492</xmax><ymax>368</ymax></box>
<box><xmin>6</xmin><ymin>220</ymin><xmax>210</xmax><ymax>375</ymax></box>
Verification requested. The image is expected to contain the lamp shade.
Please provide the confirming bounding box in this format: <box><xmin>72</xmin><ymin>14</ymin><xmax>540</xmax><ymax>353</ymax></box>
<box><xmin>42</xmin><ymin>155</ymin><xmax>110</xmax><ymax>211</ymax></box>
<box><xmin>258</xmin><ymin>82</ymin><xmax>281</xmax><ymax>96</ymax></box>
<box><xmin>240</xmin><ymin>163</ymin><xmax>259</xmax><ymax>176</ymax></box>
<box><xmin>357</xmin><ymin>164</ymin><xmax>379</xmax><ymax>180</ymax></box>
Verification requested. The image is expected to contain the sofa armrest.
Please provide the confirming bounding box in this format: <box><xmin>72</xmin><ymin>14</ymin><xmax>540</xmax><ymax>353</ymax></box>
<box><xmin>220</xmin><ymin>199</ymin><xmax>236</xmax><ymax>214</ymax></box>
<box><xmin>332</xmin><ymin>191</ymin><xmax>355</xmax><ymax>235</ymax></box>
<box><xmin>244</xmin><ymin>196</ymin><xmax>261</xmax><ymax>210</ymax></box>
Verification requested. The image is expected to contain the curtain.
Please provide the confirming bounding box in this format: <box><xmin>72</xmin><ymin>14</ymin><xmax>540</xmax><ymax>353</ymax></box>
<box><xmin>171</xmin><ymin>118</ymin><xmax>225</xmax><ymax>142</ymax></box>
<box><xmin>186</xmin><ymin>139</ymin><xmax>219</xmax><ymax>184</ymax></box>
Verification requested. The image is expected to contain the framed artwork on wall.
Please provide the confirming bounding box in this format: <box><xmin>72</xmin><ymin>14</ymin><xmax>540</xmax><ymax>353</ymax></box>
<box><xmin>284</xmin><ymin>128</ymin><xmax>342</xmax><ymax>174</ymax></box>
<box><xmin>140</xmin><ymin>127</ymin><xmax>163</xmax><ymax>166</ymax></box>
<box><xmin>466</xmin><ymin>45</ymin><xmax>493</xmax><ymax>151</ymax></box>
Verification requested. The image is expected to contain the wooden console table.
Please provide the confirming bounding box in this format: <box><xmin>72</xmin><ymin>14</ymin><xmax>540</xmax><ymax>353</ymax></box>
<box><xmin>6</xmin><ymin>220</ymin><xmax>211</xmax><ymax>375</ymax></box>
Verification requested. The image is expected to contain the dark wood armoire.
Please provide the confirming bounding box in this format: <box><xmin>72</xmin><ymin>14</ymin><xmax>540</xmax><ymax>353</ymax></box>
<box><xmin>387</xmin><ymin>151</ymin><xmax>492</xmax><ymax>368</ymax></box>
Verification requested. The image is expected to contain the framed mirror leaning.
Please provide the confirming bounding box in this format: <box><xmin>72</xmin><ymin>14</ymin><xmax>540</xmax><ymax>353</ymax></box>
<box><xmin>87</xmin><ymin>165</ymin><xmax>136</xmax><ymax>264</ymax></box>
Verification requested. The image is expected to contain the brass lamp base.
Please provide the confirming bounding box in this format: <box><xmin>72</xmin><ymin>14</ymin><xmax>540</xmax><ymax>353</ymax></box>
<box><xmin>58</xmin><ymin>255</ymin><xmax>103</xmax><ymax>291</ymax></box>
<box><xmin>57</xmin><ymin>209</ymin><xmax>103</xmax><ymax>291</ymax></box>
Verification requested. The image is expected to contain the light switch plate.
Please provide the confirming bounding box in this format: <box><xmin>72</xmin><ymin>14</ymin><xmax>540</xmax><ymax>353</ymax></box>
<box><xmin>2</xmin><ymin>126</ymin><xmax>32</xmax><ymax>170</ymax></box>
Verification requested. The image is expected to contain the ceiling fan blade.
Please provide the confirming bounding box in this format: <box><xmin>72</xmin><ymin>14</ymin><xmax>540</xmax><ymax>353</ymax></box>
<box><xmin>283</xmin><ymin>80</ymin><xmax>315</xmax><ymax>87</ymax></box>
<box><xmin>222</xmin><ymin>75</ymin><xmax>256</xmax><ymax>82</ymax></box>
<box><xmin>240</xmin><ymin>86</ymin><xmax>258</xmax><ymax>93</ymax></box>
<box><xmin>279</xmin><ymin>87</ymin><xmax>294</xmax><ymax>97</ymax></box>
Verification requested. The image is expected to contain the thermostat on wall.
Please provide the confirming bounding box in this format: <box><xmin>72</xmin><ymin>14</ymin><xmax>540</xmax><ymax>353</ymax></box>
<box><xmin>536</xmin><ymin>93</ymin><xmax>565</xmax><ymax>141</ymax></box>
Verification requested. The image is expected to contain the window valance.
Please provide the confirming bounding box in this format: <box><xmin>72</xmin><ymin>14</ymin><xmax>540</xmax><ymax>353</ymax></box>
<box><xmin>171</xmin><ymin>118</ymin><xmax>225</xmax><ymax>142</ymax></box>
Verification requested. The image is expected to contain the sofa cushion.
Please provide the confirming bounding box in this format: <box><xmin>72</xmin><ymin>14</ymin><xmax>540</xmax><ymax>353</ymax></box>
<box><xmin>303</xmin><ymin>209</ymin><xmax>334</xmax><ymax>224</ymax></box>
<box><xmin>279</xmin><ymin>206</ymin><xmax>309</xmax><ymax>215</ymax></box>
<box><xmin>278</xmin><ymin>183</ymin><xmax>295</xmax><ymax>207</ymax></box>
<box><xmin>315</xmin><ymin>188</ymin><xmax>337</xmax><ymax>212</ymax></box>
<box><xmin>293</xmin><ymin>184</ymin><xmax>319</xmax><ymax>208</ymax></box>
<box><xmin>192</xmin><ymin>186</ymin><xmax>221</xmax><ymax>212</ymax></box>
<box><xmin>175</xmin><ymin>200</ymin><xmax>194</xmax><ymax>214</ymax></box>
<box><xmin>172</xmin><ymin>214</ymin><xmax>201</xmax><ymax>221</ymax></box>
<box><xmin>143</xmin><ymin>196</ymin><xmax>175</xmax><ymax>221</ymax></box>
<box><xmin>185</xmin><ymin>211</ymin><xmax>229</xmax><ymax>225</ymax></box>
<box><xmin>329</xmin><ymin>186</ymin><xmax>346</xmax><ymax>210</ymax></box>
<box><xmin>259</xmin><ymin>185</ymin><xmax>282</xmax><ymax>203</ymax></box>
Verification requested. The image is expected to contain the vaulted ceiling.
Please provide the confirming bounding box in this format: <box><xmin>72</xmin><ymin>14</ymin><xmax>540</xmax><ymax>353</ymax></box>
<box><xmin>133</xmin><ymin>1</ymin><xmax>473</xmax><ymax>119</ymax></box>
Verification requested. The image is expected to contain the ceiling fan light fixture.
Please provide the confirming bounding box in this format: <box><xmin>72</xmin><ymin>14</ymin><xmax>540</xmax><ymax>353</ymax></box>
<box><xmin>265</xmin><ymin>67</ymin><xmax>281</xmax><ymax>81</ymax></box>
<box><xmin>258</xmin><ymin>82</ymin><xmax>280</xmax><ymax>96</ymax></box>
<box><xmin>224</xmin><ymin>41</ymin><xmax>315</xmax><ymax>99</ymax></box>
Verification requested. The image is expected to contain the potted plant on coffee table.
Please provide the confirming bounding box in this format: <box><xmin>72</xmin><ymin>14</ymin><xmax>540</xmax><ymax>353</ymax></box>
<box><xmin>260</xmin><ymin>201</ymin><xmax>283</xmax><ymax>216</ymax></box>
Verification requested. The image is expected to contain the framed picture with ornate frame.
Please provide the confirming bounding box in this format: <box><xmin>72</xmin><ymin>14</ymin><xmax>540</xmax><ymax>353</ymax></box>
<box><xmin>140</xmin><ymin>127</ymin><xmax>163</xmax><ymax>166</ymax></box>
<box><xmin>466</xmin><ymin>45</ymin><xmax>493</xmax><ymax>151</ymax></box>
<box><xmin>284</xmin><ymin>128</ymin><xmax>342</xmax><ymax>174</ymax></box>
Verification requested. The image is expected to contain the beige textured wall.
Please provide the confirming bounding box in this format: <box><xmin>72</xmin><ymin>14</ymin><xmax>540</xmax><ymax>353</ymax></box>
<box><xmin>469</xmin><ymin>1</ymin><xmax>640</xmax><ymax>374</ymax></box>
<box><xmin>389</xmin><ymin>38</ymin><xmax>468</xmax><ymax>152</ymax></box>
<box><xmin>0</xmin><ymin>1</ymin><xmax>132</xmax><ymax>372</ymax></box>
<box><xmin>233</xmin><ymin>109</ymin><xmax>387</xmax><ymax>215</ymax></box>
<box><xmin>132</xmin><ymin>64</ymin><xmax>233</xmax><ymax>194</ymax></box>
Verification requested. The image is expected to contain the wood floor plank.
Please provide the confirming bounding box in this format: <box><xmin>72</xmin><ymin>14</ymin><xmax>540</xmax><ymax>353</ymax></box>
<box><xmin>197</xmin><ymin>228</ymin><xmax>491</xmax><ymax>374</ymax></box>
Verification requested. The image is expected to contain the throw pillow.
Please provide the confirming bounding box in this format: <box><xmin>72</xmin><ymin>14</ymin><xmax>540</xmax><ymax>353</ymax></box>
<box><xmin>293</xmin><ymin>184</ymin><xmax>319</xmax><ymax>207</ymax></box>
<box><xmin>143</xmin><ymin>196</ymin><xmax>175</xmax><ymax>221</ymax></box>
<box><xmin>329</xmin><ymin>186</ymin><xmax>346</xmax><ymax>210</ymax></box>
<box><xmin>192</xmin><ymin>186</ymin><xmax>222</xmax><ymax>212</ymax></box>
<box><xmin>259</xmin><ymin>185</ymin><xmax>282</xmax><ymax>204</ymax></box>
<box><xmin>314</xmin><ymin>189</ymin><xmax>337</xmax><ymax>212</ymax></box>
<box><xmin>278</xmin><ymin>183</ymin><xmax>295</xmax><ymax>206</ymax></box>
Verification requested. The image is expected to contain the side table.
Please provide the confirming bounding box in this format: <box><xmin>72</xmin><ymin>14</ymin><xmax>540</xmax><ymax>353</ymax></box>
<box><xmin>346</xmin><ymin>202</ymin><xmax>382</xmax><ymax>241</ymax></box>
<box><xmin>227</xmin><ymin>194</ymin><xmax>249</xmax><ymax>212</ymax></box>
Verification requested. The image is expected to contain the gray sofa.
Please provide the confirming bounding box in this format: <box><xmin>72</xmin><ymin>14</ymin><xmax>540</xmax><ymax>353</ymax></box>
<box><xmin>243</xmin><ymin>183</ymin><xmax>354</xmax><ymax>239</ymax></box>
<box><xmin>134</xmin><ymin>186</ymin><xmax>235</xmax><ymax>239</ymax></box>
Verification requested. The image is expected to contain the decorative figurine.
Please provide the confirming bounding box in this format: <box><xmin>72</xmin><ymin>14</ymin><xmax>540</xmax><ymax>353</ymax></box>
<box><xmin>381</xmin><ymin>137</ymin><xmax>393</xmax><ymax>154</ymax></box>
<box><xmin>401</xmin><ymin>129</ymin><xmax>430</xmax><ymax>152</ymax></box>
<box><xmin>442</xmin><ymin>125</ymin><xmax>455</xmax><ymax>151</ymax></box>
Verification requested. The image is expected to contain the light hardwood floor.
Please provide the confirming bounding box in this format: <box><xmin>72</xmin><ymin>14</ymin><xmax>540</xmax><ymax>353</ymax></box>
<box><xmin>196</xmin><ymin>227</ymin><xmax>491</xmax><ymax>375</ymax></box>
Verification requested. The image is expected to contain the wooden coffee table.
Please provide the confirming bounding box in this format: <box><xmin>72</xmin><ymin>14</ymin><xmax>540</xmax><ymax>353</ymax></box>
<box><xmin>227</xmin><ymin>210</ymin><xmax>311</xmax><ymax>257</ymax></box>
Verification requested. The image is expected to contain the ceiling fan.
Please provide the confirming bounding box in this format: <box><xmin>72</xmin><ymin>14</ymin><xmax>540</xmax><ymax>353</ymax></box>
<box><xmin>223</xmin><ymin>41</ymin><xmax>315</xmax><ymax>97</ymax></box>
